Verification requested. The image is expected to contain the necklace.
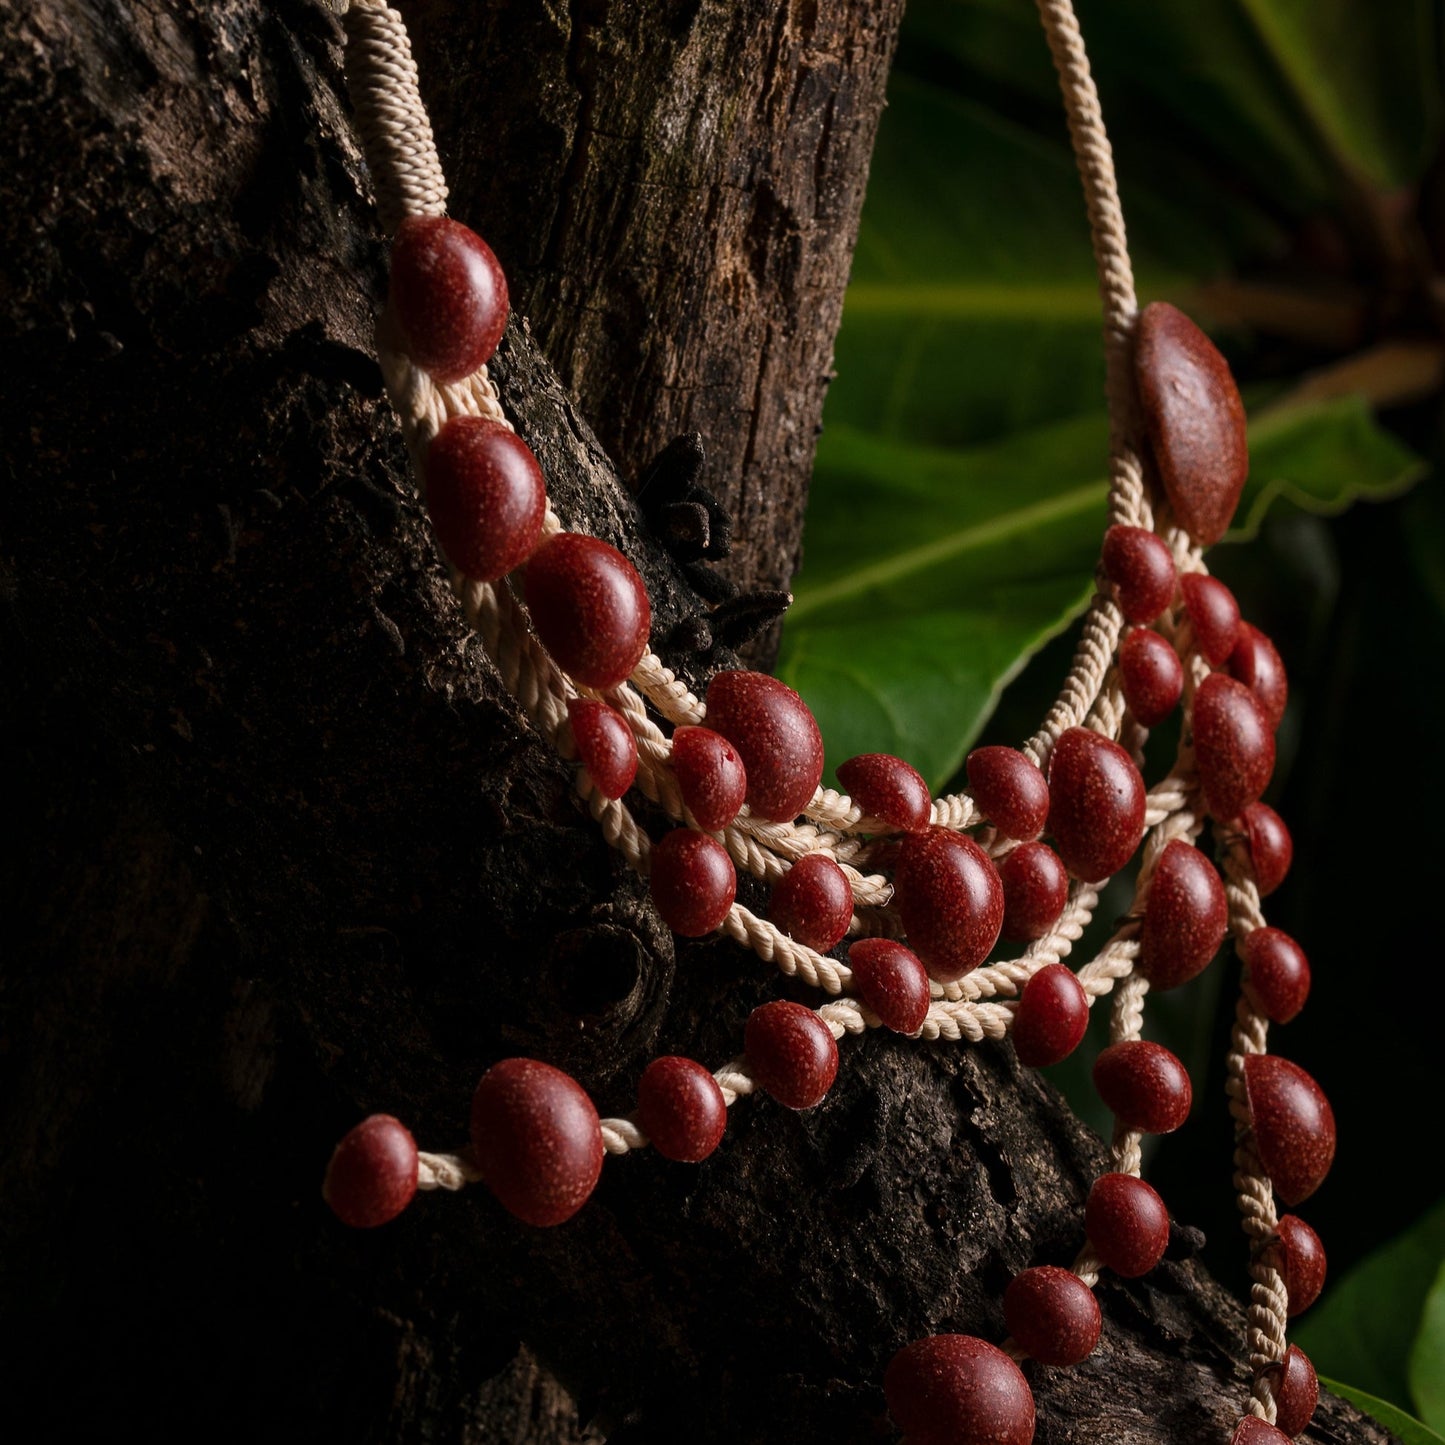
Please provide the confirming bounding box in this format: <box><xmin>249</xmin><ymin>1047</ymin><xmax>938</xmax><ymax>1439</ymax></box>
<box><xmin>321</xmin><ymin>3</ymin><xmax>1335</xmax><ymax>1441</ymax></box>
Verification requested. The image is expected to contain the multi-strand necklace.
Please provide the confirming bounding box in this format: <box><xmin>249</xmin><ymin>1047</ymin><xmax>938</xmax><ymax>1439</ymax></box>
<box><xmin>319</xmin><ymin>3</ymin><xmax>1335</xmax><ymax>1441</ymax></box>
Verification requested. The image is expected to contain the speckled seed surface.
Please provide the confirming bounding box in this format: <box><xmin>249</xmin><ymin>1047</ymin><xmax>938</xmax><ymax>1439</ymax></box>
<box><xmin>999</xmin><ymin>842</ymin><xmax>1070</xmax><ymax>943</ymax></box>
<box><xmin>670</xmin><ymin>725</ymin><xmax>748</xmax><ymax>831</ymax></box>
<box><xmin>704</xmin><ymin>671</ymin><xmax>824</xmax><ymax>823</ymax></box>
<box><xmin>1241</xmin><ymin>802</ymin><xmax>1293</xmax><ymax>896</ymax></box>
<box><xmin>1271</xmin><ymin>1215</ymin><xmax>1327</xmax><ymax>1316</ymax></box>
<box><xmin>767</xmin><ymin>852</ymin><xmax>853</xmax><ymax>953</ymax></box>
<box><xmin>883</xmin><ymin>1334</ymin><xmax>1035</xmax><ymax>1445</ymax></box>
<box><xmin>893</xmin><ymin>827</ymin><xmax>1005</xmax><ymax>982</ymax></box>
<box><xmin>1231</xmin><ymin>1418</ymin><xmax>1292</xmax><ymax>1445</ymax></box>
<box><xmin>1192</xmin><ymin>673</ymin><xmax>1275</xmax><ymax>821</ymax></box>
<box><xmin>567</xmin><ymin>698</ymin><xmax>638</xmax><ymax>800</ymax></box>
<box><xmin>846</xmin><ymin>938</ymin><xmax>931</xmax><ymax>1034</ymax></box>
<box><xmin>469</xmin><ymin>1058</ymin><xmax>603</xmax><ymax>1227</ymax></box>
<box><xmin>1181</xmin><ymin>572</ymin><xmax>1241</xmax><ymax>666</ymax></box>
<box><xmin>1101</xmin><ymin>524</ymin><xmax>1177</xmax><ymax>624</ymax></box>
<box><xmin>1136</xmin><ymin>301</ymin><xmax>1248</xmax><ymax>546</ymax></box>
<box><xmin>744</xmin><ymin>1000</ymin><xmax>838</xmax><ymax>1110</ymax></box>
<box><xmin>1085</xmin><ymin>1172</ymin><xmax>1171</xmax><ymax>1278</ymax></box>
<box><xmin>635</xmin><ymin>1056</ymin><xmax>728</xmax><ymax>1163</ymax></box>
<box><xmin>1240</xmin><ymin>927</ymin><xmax>1311</xmax><ymax>1024</ymax></box>
<box><xmin>1046</xmin><ymin>727</ymin><xmax>1147</xmax><ymax>883</ymax></box>
<box><xmin>966</xmin><ymin>746</ymin><xmax>1051</xmax><ymax>840</ymax></box>
<box><xmin>649</xmin><ymin>828</ymin><xmax>736</xmax><ymax>937</ymax></box>
<box><xmin>1264</xmin><ymin>1344</ymin><xmax>1318</xmax><ymax>1438</ymax></box>
<box><xmin>1119</xmin><ymin>627</ymin><xmax>1184</xmax><ymax>727</ymax></box>
<box><xmin>1011</xmin><ymin>962</ymin><xmax>1089</xmax><ymax>1067</ymax></box>
<box><xmin>1243</xmin><ymin>1054</ymin><xmax>1336</xmax><ymax>1206</ymax></box>
<box><xmin>322</xmin><ymin>1114</ymin><xmax>419</xmax><ymax>1229</ymax></box>
<box><xmin>1003</xmin><ymin>1265</ymin><xmax>1102</xmax><ymax>1366</ymax></box>
<box><xmin>524</xmin><ymin>532</ymin><xmax>651</xmax><ymax>689</ymax></box>
<box><xmin>1093</xmin><ymin>1040</ymin><xmax>1192</xmax><ymax>1134</ymax></box>
<box><xmin>1229</xmin><ymin>622</ymin><xmax>1289</xmax><ymax>730</ymax></box>
<box><xmin>1138</xmin><ymin>840</ymin><xmax>1227</xmax><ymax>990</ymax></box>
<box><xmin>836</xmin><ymin>752</ymin><xmax>932</xmax><ymax>832</ymax></box>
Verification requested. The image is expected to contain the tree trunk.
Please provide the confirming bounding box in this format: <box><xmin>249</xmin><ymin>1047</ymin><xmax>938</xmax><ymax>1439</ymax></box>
<box><xmin>0</xmin><ymin>3</ymin><xmax>1391</xmax><ymax>1443</ymax></box>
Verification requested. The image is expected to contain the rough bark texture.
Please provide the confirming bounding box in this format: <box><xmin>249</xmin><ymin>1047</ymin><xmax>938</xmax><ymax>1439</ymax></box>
<box><xmin>0</xmin><ymin>3</ymin><xmax>1392</xmax><ymax>1444</ymax></box>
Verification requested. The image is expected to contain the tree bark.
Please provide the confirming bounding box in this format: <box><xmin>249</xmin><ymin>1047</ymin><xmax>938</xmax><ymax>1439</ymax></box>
<box><xmin>0</xmin><ymin>3</ymin><xmax>1391</xmax><ymax>1444</ymax></box>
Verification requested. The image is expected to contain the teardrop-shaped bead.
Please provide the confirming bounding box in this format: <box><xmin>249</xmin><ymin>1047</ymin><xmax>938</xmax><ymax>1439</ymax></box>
<box><xmin>1138</xmin><ymin>840</ymin><xmax>1227</xmax><ymax>990</ymax></box>
<box><xmin>1046</xmin><ymin>727</ymin><xmax>1147</xmax><ymax>882</ymax></box>
<box><xmin>836</xmin><ymin>752</ymin><xmax>932</xmax><ymax>832</ymax></box>
<box><xmin>1193</xmin><ymin>673</ymin><xmax>1275</xmax><ymax>820</ymax></box>
<box><xmin>567</xmin><ymin>698</ymin><xmax>637</xmax><ymax>799</ymax></box>
<box><xmin>893</xmin><ymin>826</ymin><xmax>1005</xmax><ymax>982</ymax></box>
<box><xmin>966</xmin><ymin>745</ymin><xmax>1050</xmax><ymax>840</ymax></box>
<box><xmin>1243</xmin><ymin>1054</ymin><xmax>1336</xmax><ymax>1205</ymax></box>
<box><xmin>1136</xmin><ymin>302</ymin><xmax>1248</xmax><ymax>547</ymax></box>
<box><xmin>1240</xmin><ymin>927</ymin><xmax>1310</xmax><ymax>1024</ymax></box>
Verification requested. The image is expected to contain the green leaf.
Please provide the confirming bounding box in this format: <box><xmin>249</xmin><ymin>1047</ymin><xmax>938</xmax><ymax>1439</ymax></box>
<box><xmin>1409</xmin><ymin>1260</ymin><xmax>1445</xmax><ymax>1431</ymax></box>
<box><xmin>1229</xmin><ymin>393</ymin><xmax>1426</xmax><ymax>540</ymax></box>
<box><xmin>1321</xmin><ymin>1379</ymin><xmax>1445</xmax><ymax>1445</ymax></box>
<box><xmin>782</xmin><ymin>396</ymin><xmax>1421</xmax><ymax>790</ymax></box>
<box><xmin>1295</xmin><ymin>1200</ymin><xmax>1445</xmax><ymax>1416</ymax></box>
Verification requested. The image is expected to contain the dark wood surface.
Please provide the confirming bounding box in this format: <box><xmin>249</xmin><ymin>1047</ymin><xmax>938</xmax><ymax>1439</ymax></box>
<box><xmin>0</xmin><ymin>2</ymin><xmax>1392</xmax><ymax>1442</ymax></box>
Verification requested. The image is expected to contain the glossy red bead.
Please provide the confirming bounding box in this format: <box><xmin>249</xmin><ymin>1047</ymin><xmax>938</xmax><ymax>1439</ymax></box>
<box><xmin>1262</xmin><ymin>1345</ymin><xmax>1318</xmax><ymax>1438</ymax></box>
<box><xmin>848</xmin><ymin>938</ymin><xmax>930</xmax><ymax>1034</ymax></box>
<box><xmin>1181</xmin><ymin>572</ymin><xmax>1241</xmax><ymax>666</ymax></box>
<box><xmin>1046</xmin><ymin>727</ymin><xmax>1147</xmax><ymax>883</ymax></box>
<box><xmin>894</xmin><ymin>827</ymin><xmax>1005</xmax><ymax>983</ymax></box>
<box><xmin>884</xmin><ymin>1335</ymin><xmax>1035</xmax><ymax>1445</ymax></box>
<box><xmin>1093</xmin><ymin>1040</ymin><xmax>1192</xmax><ymax>1134</ymax></box>
<box><xmin>769</xmin><ymin>852</ymin><xmax>853</xmax><ymax>953</ymax></box>
<box><xmin>322</xmin><ymin>1113</ymin><xmax>419</xmax><ymax>1229</ymax></box>
<box><xmin>1136</xmin><ymin>301</ymin><xmax>1248</xmax><ymax>547</ymax></box>
<box><xmin>1138</xmin><ymin>840</ymin><xmax>1227</xmax><ymax>991</ymax></box>
<box><xmin>470</xmin><ymin>1058</ymin><xmax>603</xmax><ymax>1227</ymax></box>
<box><xmin>670</xmin><ymin>725</ymin><xmax>748</xmax><ymax>831</ymax></box>
<box><xmin>1241</xmin><ymin>803</ymin><xmax>1293</xmax><ymax>897</ymax></box>
<box><xmin>1241</xmin><ymin>927</ymin><xmax>1310</xmax><ymax>1024</ymax></box>
<box><xmin>1244</xmin><ymin>1055</ymin><xmax>1336</xmax><ymax>1206</ymax></box>
<box><xmin>1270</xmin><ymin>1215</ymin><xmax>1327</xmax><ymax>1316</ymax></box>
<box><xmin>1229</xmin><ymin>622</ymin><xmax>1289</xmax><ymax>731</ymax></box>
<box><xmin>744</xmin><ymin>1000</ymin><xmax>838</xmax><ymax>1110</ymax></box>
<box><xmin>1102</xmin><ymin>524</ymin><xmax>1177</xmax><ymax>625</ymax></box>
<box><xmin>1004</xmin><ymin>1265</ymin><xmax>1102</xmax><ymax>1366</ymax></box>
<box><xmin>1193</xmin><ymin>673</ymin><xmax>1275</xmax><ymax>821</ymax></box>
<box><xmin>649</xmin><ymin>828</ymin><xmax>736</xmax><ymax>937</ymax></box>
<box><xmin>966</xmin><ymin>746</ymin><xmax>1050</xmax><ymax>840</ymax></box>
<box><xmin>704</xmin><ymin>671</ymin><xmax>824</xmax><ymax>823</ymax></box>
<box><xmin>1085</xmin><ymin>1172</ymin><xmax>1170</xmax><ymax>1278</ymax></box>
<box><xmin>1232</xmin><ymin>1419</ymin><xmax>1291</xmax><ymax>1445</ymax></box>
<box><xmin>390</xmin><ymin>215</ymin><xmax>509</xmax><ymax>383</ymax></box>
<box><xmin>1012</xmin><ymin>963</ymin><xmax>1089</xmax><ymax>1067</ymax></box>
<box><xmin>1119</xmin><ymin>627</ymin><xmax>1184</xmax><ymax>728</ymax></box>
<box><xmin>525</xmin><ymin>533</ymin><xmax>651</xmax><ymax>689</ymax></box>
<box><xmin>999</xmin><ymin>842</ymin><xmax>1069</xmax><ymax>943</ymax></box>
<box><xmin>425</xmin><ymin>417</ymin><xmax>546</xmax><ymax>581</ymax></box>
<box><xmin>837</xmin><ymin>752</ymin><xmax>932</xmax><ymax>833</ymax></box>
<box><xmin>567</xmin><ymin>698</ymin><xmax>637</xmax><ymax>799</ymax></box>
<box><xmin>636</xmin><ymin>1056</ymin><xmax>727</xmax><ymax>1163</ymax></box>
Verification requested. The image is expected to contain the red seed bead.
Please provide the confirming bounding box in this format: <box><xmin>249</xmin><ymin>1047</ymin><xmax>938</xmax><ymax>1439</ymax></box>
<box><xmin>1243</xmin><ymin>1055</ymin><xmax>1336</xmax><ymax>1206</ymax></box>
<box><xmin>390</xmin><ymin>215</ymin><xmax>509</xmax><ymax>383</ymax></box>
<box><xmin>966</xmin><ymin>746</ymin><xmax>1050</xmax><ymax>840</ymax></box>
<box><xmin>999</xmin><ymin>843</ymin><xmax>1069</xmax><ymax>943</ymax></box>
<box><xmin>1271</xmin><ymin>1215</ymin><xmax>1327</xmax><ymax>1316</ymax></box>
<box><xmin>836</xmin><ymin>752</ymin><xmax>932</xmax><ymax>833</ymax></box>
<box><xmin>1261</xmin><ymin>1345</ymin><xmax>1318</xmax><ymax>1438</ymax></box>
<box><xmin>469</xmin><ymin>1058</ymin><xmax>603</xmax><ymax>1227</ymax></box>
<box><xmin>1193</xmin><ymin>673</ymin><xmax>1276</xmax><ymax>821</ymax></box>
<box><xmin>848</xmin><ymin>939</ymin><xmax>930</xmax><ymax>1035</ymax></box>
<box><xmin>636</xmin><ymin>1056</ymin><xmax>727</xmax><ymax>1163</ymax></box>
<box><xmin>1181</xmin><ymin>572</ymin><xmax>1241</xmax><ymax>666</ymax></box>
<box><xmin>322</xmin><ymin>1114</ymin><xmax>419</xmax><ymax>1229</ymax></box>
<box><xmin>525</xmin><ymin>533</ymin><xmax>651</xmax><ymax>689</ymax></box>
<box><xmin>1241</xmin><ymin>927</ymin><xmax>1310</xmax><ymax>1024</ymax></box>
<box><xmin>1138</xmin><ymin>840</ymin><xmax>1228</xmax><ymax>991</ymax></box>
<box><xmin>1004</xmin><ymin>1265</ymin><xmax>1102</xmax><ymax>1366</ymax></box>
<box><xmin>1136</xmin><ymin>301</ymin><xmax>1248</xmax><ymax>547</ymax></box>
<box><xmin>670</xmin><ymin>725</ymin><xmax>748</xmax><ymax>832</ymax></box>
<box><xmin>425</xmin><ymin>417</ymin><xmax>546</xmax><ymax>582</ymax></box>
<box><xmin>1093</xmin><ymin>1040</ymin><xmax>1192</xmax><ymax>1134</ymax></box>
<box><xmin>1241</xmin><ymin>802</ymin><xmax>1293</xmax><ymax>897</ymax></box>
<box><xmin>1085</xmin><ymin>1172</ymin><xmax>1171</xmax><ymax>1278</ymax></box>
<box><xmin>884</xmin><ymin>1335</ymin><xmax>1035</xmax><ymax>1445</ymax></box>
<box><xmin>1119</xmin><ymin>627</ymin><xmax>1184</xmax><ymax>728</ymax></box>
<box><xmin>1229</xmin><ymin>622</ymin><xmax>1289</xmax><ymax>731</ymax></box>
<box><xmin>744</xmin><ymin>1000</ymin><xmax>838</xmax><ymax>1110</ymax></box>
<box><xmin>769</xmin><ymin>853</ymin><xmax>853</xmax><ymax>953</ymax></box>
<box><xmin>649</xmin><ymin>828</ymin><xmax>736</xmax><ymax>937</ymax></box>
<box><xmin>567</xmin><ymin>698</ymin><xmax>637</xmax><ymax>800</ymax></box>
<box><xmin>1232</xmin><ymin>1419</ymin><xmax>1292</xmax><ymax>1445</ymax></box>
<box><xmin>704</xmin><ymin>670</ymin><xmax>824</xmax><ymax>823</ymax></box>
<box><xmin>1046</xmin><ymin>727</ymin><xmax>1147</xmax><ymax>883</ymax></box>
<box><xmin>893</xmin><ymin>827</ymin><xmax>1005</xmax><ymax>983</ymax></box>
<box><xmin>1102</xmin><ymin>524</ymin><xmax>1177</xmax><ymax>625</ymax></box>
<box><xmin>1012</xmin><ymin>963</ymin><xmax>1089</xmax><ymax>1067</ymax></box>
